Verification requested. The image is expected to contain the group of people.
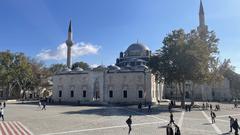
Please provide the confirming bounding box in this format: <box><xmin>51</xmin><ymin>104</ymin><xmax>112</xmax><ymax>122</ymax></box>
<box><xmin>0</xmin><ymin>102</ymin><xmax>6</xmax><ymax>121</ymax></box>
<box><xmin>185</xmin><ymin>104</ymin><xmax>192</xmax><ymax>112</ymax></box>
<box><xmin>137</xmin><ymin>102</ymin><xmax>152</xmax><ymax>112</ymax></box>
<box><xmin>202</xmin><ymin>102</ymin><xmax>220</xmax><ymax>111</ymax></box>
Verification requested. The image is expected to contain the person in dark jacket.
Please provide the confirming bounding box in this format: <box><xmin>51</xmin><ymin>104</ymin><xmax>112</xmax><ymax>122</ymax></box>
<box><xmin>148</xmin><ymin>104</ymin><xmax>151</xmax><ymax>112</ymax></box>
<box><xmin>174</xmin><ymin>124</ymin><xmax>181</xmax><ymax>135</ymax></box>
<box><xmin>166</xmin><ymin>124</ymin><xmax>174</xmax><ymax>135</ymax></box>
<box><xmin>126</xmin><ymin>115</ymin><xmax>132</xmax><ymax>135</ymax></box>
<box><xmin>170</xmin><ymin>112</ymin><xmax>174</xmax><ymax>124</ymax></box>
<box><xmin>229</xmin><ymin>116</ymin><xmax>235</xmax><ymax>132</ymax></box>
<box><xmin>210</xmin><ymin>111</ymin><xmax>216</xmax><ymax>124</ymax></box>
<box><xmin>232</xmin><ymin>119</ymin><xmax>240</xmax><ymax>135</ymax></box>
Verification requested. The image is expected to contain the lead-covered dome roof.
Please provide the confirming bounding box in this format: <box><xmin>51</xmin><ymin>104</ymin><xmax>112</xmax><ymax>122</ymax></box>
<box><xmin>126</xmin><ymin>43</ymin><xmax>149</xmax><ymax>52</ymax></box>
<box><xmin>125</xmin><ymin>43</ymin><xmax>150</xmax><ymax>57</ymax></box>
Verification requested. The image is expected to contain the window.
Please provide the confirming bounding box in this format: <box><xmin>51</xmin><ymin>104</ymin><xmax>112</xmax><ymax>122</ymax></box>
<box><xmin>123</xmin><ymin>90</ymin><xmax>127</xmax><ymax>98</ymax></box>
<box><xmin>109</xmin><ymin>90</ymin><xmax>113</xmax><ymax>98</ymax></box>
<box><xmin>138</xmin><ymin>91</ymin><xmax>143</xmax><ymax>98</ymax></box>
<box><xmin>70</xmin><ymin>91</ymin><xmax>74</xmax><ymax>97</ymax></box>
<box><xmin>58</xmin><ymin>91</ymin><xmax>62</xmax><ymax>97</ymax></box>
<box><xmin>83</xmin><ymin>91</ymin><xmax>86</xmax><ymax>97</ymax></box>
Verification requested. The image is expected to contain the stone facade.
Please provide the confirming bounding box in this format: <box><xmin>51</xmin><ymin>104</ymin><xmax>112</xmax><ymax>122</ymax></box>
<box><xmin>52</xmin><ymin>69</ymin><xmax>163</xmax><ymax>104</ymax></box>
<box><xmin>163</xmin><ymin>78</ymin><xmax>232</xmax><ymax>102</ymax></box>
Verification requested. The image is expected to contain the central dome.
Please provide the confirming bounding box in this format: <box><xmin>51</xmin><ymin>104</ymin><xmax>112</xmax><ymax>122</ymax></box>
<box><xmin>126</xmin><ymin>43</ymin><xmax>149</xmax><ymax>52</ymax></box>
<box><xmin>125</xmin><ymin>43</ymin><xmax>150</xmax><ymax>57</ymax></box>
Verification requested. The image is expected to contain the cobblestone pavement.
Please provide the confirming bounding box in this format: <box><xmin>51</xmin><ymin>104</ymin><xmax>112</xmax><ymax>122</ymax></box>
<box><xmin>2</xmin><ymin>102</ymin><xmax>240</xmax><ymax>135</ymax></box>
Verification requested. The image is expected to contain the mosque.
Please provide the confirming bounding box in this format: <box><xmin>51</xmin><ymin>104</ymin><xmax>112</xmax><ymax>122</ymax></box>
<box><xmin>52</xmin><ymin>0</ymin><xmax>232</xmax><ymax>104</ymax></box>
<box><xmin>52</xmin><ymin>21</ymin><xmax>163</xmax><ymax>104</ymax></box>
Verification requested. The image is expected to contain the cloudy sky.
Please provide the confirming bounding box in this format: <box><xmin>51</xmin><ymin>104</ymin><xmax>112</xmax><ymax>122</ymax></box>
<box><xmin>0</xmin><ymin>0</ymin><xmax>240</xmax><ymax>72</ymax></box>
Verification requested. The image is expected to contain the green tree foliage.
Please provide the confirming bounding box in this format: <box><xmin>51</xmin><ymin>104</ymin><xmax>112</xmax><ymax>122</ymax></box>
<box><xmin>0</xmin><ymin>51</ymin><xmax>34</xmax><ymax>98</ymax></box>
<box><xmin>71</xmin><ymin>61</ymin><xmax>90</xmax><ymax>70</ymax></box>
<box><xmin>48</xmin><ymin>64</ymin><xmax>67</xmax><ymax>75</ymax></box>
<box><xmin>149</xmin><ymin>29</ymin><xmax>219</xmax><ymax>107</ymax></box>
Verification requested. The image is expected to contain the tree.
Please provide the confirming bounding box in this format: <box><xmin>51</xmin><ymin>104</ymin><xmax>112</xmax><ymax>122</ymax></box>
<box><xmin>0</xmin><ymin>51</ymin><xmax>34</xmax><ymax>99</ymax></box>
<box><xmin>149</xmin><ymin>29</ymin><xmax>219</xmax><ymax>107</ymax></box>
<box><xmin>0</xmin><ymin>51</ymin><xmax>17</xmax><ymax>99</ymax></box>
<box><xmin>71</xmin><ymin>61</ymin><xmax>89</xmax><ymax>70</ymax></box>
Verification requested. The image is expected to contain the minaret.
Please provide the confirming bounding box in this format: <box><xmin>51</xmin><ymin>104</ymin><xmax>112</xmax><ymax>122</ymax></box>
<box><xmin>66</xmin><ymin>20</ymin><xmax>74</xmax><ymax>68</ymax></box>
<box><xmin>197</xmin><ymin>0</ymin><xmax>208</xmax><ymax>39</ymax></box>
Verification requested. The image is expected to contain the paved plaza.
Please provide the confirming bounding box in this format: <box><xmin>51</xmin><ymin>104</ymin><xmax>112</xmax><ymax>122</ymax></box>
<box><xmin>0</xmin><ymin>102</ymin><xmax>240</xmax><ymax>135</ymax></box>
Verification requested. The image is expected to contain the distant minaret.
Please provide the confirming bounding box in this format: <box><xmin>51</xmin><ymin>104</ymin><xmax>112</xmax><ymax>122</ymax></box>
<box><xmin>197</xmin><ymin>0</ymin><xmax>208</xmax><ymax>39</ymax></box>
<box><xmin>65</xmin><ymin>20</ymin><xmax>74</xmax><ymax>68</ymax></box>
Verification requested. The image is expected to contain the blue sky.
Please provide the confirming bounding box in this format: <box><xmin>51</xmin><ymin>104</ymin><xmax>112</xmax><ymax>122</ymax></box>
<box><xmin>0</xmin><ymin>0</ymin><xmax>240</xmax><ymax>73</ymax></box>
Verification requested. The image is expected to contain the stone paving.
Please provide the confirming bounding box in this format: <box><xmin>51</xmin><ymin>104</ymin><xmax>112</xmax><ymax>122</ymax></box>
<box><xmin>1</xmin><ymin>102</ymin><xmax>240</xmax><ymax>135</ymax></box>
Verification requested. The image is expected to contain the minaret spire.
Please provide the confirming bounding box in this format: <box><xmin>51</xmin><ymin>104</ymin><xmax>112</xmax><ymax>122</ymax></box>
<box><xmin>66</xmin><ymin>20</ymin><xmax>74</xmax><ymax>68</ymax></box>
<box><xmin>199</xmin><ymin>0</ymin><xmax>204</xmax><ymax>15</ymax></box>
<box><xmin>199</xmin><ymin>0</ymin><xmax>205</xmax><ymax>26</ymax></box>
<box><xmin>197</xmin><ymin>0</ymin><xmax>208</xmax><ymax>39</ymax></box>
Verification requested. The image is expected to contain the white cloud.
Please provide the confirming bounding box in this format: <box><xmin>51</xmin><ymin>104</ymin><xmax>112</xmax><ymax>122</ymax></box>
<box><xmin>37</xmin><ymin>42</ymin><xmax>100</xmax><ymax>60</ymax></box>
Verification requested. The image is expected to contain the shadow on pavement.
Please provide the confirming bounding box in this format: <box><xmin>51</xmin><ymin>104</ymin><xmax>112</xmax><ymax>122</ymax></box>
<box><xmin>61</xmin><ymin>106</ymin><xmax>182</xmax><ymax>116</ymax></box>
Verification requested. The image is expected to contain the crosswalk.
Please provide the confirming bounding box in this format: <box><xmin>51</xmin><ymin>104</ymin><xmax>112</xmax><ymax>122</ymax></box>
<box><xmin>0</xmin><ymin>121</ymin><xmax>33</xmax><ymax>135</ymax></box>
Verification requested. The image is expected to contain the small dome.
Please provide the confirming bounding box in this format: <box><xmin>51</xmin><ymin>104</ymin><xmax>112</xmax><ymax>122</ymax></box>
<box><xmin>93</xmin><ymin>65</ymin><xmax>106</xmax><ymax>71</ymax></box>
<box><xmin>62</xmin><ymin>67</ymin><xmax>72</xmax><ymax>72</ymax></box>
<box><xmin>108</xmin><ymin>65</ymin><xmax>121</xmax><ymax>70</ymax></box>
<box><xmin>135</xmin><ymin>65</ymin><xmax>148</xmax><ymax>71</ymax></box>
<box><xmin>73</xmin><ymin>67</ymin><xmax>83</xmax><ymax>71</ymax></box>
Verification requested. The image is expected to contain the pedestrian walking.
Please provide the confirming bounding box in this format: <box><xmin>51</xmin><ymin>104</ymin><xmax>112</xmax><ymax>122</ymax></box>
<box><xmin>229</xmin><ymin>116</ymin><xmax>235</xmax><ymax>132</ymax></box>
<box><xmin>42</xmin><ymin>101</ymin><xmax>46</xmax><ymax>110</ymax></box>
<box><xmin>3</xmin><ymin>102</ymin><xmax>6</xmax><ymax>108</ymax></box>
<box><xmin>232</xmin><ymin>119</ymin><xmax>240</xmax><ymax>135</ymax></box>
<box><xmin>126</xmin><ymin>115</ymin><xmax>132</xmax><ymax>135</ymax></box>
<box><xmin>166</xmin><ymin>124</ymin><xmax>174</xmax><ymax>135</ymax></box>
<box><xmin>206</xmin><ymin>102</ymin><xmax>209</xmax><ymax>110</ymax></box>
<box><xmin>210</xmin><ymin>111</ymin><xmax>216</xmax><ymax>124</ymax></box>
<box><xmin>168</xmin><ymin>103</ymin><xmax>172</xmax><ymax>112</ymax></box>
<box><xmin>148</xmin><ymin>104</ymin><xmax>151</xmax><ymax>112</ymax></box>
<box><xmin>210</xmin><ymin>104</ymin><xmax>213</xmax><ymax>110</ymax></box>
<box><xmin>138</xmin><ymin>103</ymin><xmax>142</xmax><ymax>111</ymax></box>
<box><xmin>170</xmin><ymin>112</ymin><xmax>175</xmax><ymax>124</ymax></box>
<box><xmin>185</xmin><ymin>105</ymin><xmax>188</xmax><ymax>112</ymax></box>
<box><xmin>0</xmin><ymin>108</ymin><xmax>4</xmax><ymax>121</ymax></box>
<box><xmin>202</xmin><ymin>103</ymin><xmax>205</xmax><ymax>110</ymax></box>
<box><xmin>188</xmin><ymin>105</ymin><xmax>191</xmax><ymax>112</ymax></box>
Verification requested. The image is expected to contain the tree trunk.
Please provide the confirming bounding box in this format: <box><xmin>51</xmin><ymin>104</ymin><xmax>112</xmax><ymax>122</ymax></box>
<box><xmin>191</xmin><ymin>82</ymin><xmax>195</xmax><ymax>106</ymax></box>
<box><xmin>181</xmin><ymin>81</ymin><xmax>186</xmax><ymax>108</ymax></box>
